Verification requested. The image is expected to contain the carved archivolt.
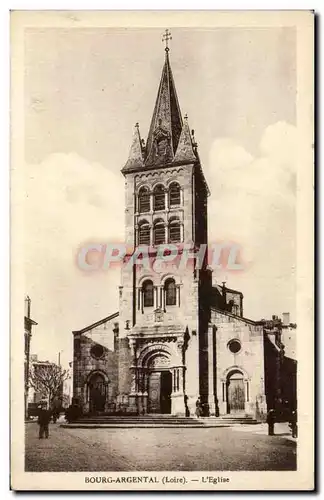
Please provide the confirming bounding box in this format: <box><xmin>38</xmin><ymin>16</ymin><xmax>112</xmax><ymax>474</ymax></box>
<box><xmin>148</xmin><ymin>354</ymin><xmax>170</xmax><ymax>368</ymax></box>
<box><xmin>137</xmin><ymin>341</ymin><xmax>182</xmax><ymax>368</ymax></box>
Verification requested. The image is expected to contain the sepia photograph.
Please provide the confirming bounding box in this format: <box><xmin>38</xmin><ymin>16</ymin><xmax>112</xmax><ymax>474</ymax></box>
<box><xmin>10</xmin><ymin>10</ymin><xmax>314</xmax><ymax>491</ymax></box>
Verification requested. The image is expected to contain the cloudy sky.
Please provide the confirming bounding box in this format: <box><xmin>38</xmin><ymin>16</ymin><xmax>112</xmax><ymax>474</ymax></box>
<box><xmin>24</xmin><ymin>27</ymin><xmax>297</xmax><ymax>365</ymax></box>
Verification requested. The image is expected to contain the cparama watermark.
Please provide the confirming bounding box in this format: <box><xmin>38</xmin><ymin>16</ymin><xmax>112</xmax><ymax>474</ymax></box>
<box><xmin>76</xmin><ymin>241</ymin><xmax>245</xmax><ymax>273</ymax></box>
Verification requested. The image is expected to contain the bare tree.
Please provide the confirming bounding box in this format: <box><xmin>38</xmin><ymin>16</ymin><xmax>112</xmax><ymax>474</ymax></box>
<box><xmin>29</xmin><ymin>363</ymin><xmax>70</xmax><ymax>407</ymax></box>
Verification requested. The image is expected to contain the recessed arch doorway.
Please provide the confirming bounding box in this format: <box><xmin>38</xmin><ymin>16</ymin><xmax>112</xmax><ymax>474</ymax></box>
<box><xmin>226</xmin><ymin>369</ymin><xmax>245</xmax><ymax>414</ymax></box>
<box><xmin>146</xmin><ymin>352</ymin><xmax>172</xmax><ymax>414</ymax></box>
<box><xmin>87</xmin><ymin>371</ymin><xmax>107</xmax><ymax>414</ymax></box>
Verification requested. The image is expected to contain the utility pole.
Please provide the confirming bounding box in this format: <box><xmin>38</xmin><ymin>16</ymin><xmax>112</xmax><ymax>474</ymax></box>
<box><xmin>24</xmin><ymin>296</ymin><xmax>37</xmax><ymax>420</ymax></box>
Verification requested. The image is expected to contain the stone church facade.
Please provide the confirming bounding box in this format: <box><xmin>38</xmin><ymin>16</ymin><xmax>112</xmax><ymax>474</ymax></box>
<box><xmin>72</xmin><ymin>44</ymin><xmax>296</xmax><ymax>419</ymax></box>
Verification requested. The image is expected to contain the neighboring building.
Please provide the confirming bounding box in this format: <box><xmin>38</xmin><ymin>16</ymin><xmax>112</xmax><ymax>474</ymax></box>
<box><xmin>72</xmin><ymin>41</ymin><xmax>297</xmax><ymax>419</ymax></box>
<box><xmin>24</xmin><ymin>296</ymin><xmax>37</xmax><ymax>418</ymax></box>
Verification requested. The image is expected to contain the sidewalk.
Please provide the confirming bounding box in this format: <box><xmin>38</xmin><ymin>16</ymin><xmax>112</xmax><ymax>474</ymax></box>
<box><xmin>231</xmin><ymin>422</ymin><xmax>297</xmax><ymax>442</ymax></box>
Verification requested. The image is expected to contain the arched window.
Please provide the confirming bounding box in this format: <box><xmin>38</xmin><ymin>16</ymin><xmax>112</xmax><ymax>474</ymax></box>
<box><xmin>138</xmin><ymin>186</ymin><xmax>150</xmax><ymax>213</ymax></box>
<box><xmin>153</xmin><ymin>219</ymin><xmax>166</xmax><ymax>245</ymax></box>
<box><xmin>165</xmin><ymin>278</ymin><xmax>177</xmax><ymax>306</ymax></box>
<box><xmin>168</xmin><ymin>217</ymin><xmax>181</xmax><ymax>243</ymax></box>
<box><xmin>138</xmin><ymin>220</ymin><xmax>150</xmax><ymax>245</ymax></box>
<box><xmin>169</xmin><ymin>182</ymin><xmax>181</xmax><ymax>207</ymax></box>
<box><xmin>142</xmin><ymin>280</ymin><xmax>154</xmax><ymax>307</ymax></box>
<box><xmin>153</xmin><ymin>184</ymin><xmax>165</xmax><ymax>211</ymax></box>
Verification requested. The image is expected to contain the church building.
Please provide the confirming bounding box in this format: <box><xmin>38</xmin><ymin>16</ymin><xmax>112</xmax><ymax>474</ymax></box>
<box><xmin>72</xmin><ymin>37</ymin><xmax>296</xmax><ymax>419</ymax></box>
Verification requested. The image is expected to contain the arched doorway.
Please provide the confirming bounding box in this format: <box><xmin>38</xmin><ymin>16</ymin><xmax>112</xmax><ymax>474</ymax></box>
<box><xmin>146</xmin><ymin>354</ymin><xmax>172</xmax><ymax>414</ymax></box>
<box><xmin>88</xmin><ymin>372</ymin><xmax>106</xmax><ymax>414</ymax></box>
<box><xmin>226</xmin><ymin>370</ymin><xmax>245</xmax><ymax>414</ymax></box>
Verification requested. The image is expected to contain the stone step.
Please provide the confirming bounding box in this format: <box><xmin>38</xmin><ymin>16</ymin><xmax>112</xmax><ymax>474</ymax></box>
<box><xmin>61</xmin><ymin>414</ymin><xmax>258</xmax><ymax>428</ymax></box>
<box><xmin>61</xmin><ymin>421</ymin><xmax>231</xmax><ymax>429</ymax></box>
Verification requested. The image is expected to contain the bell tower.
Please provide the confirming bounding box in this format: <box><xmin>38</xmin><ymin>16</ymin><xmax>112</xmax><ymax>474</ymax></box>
<box><xmin>117</xmin><ymin>32</ymin><xmax>211</xmax><ymax>416</ymax></box>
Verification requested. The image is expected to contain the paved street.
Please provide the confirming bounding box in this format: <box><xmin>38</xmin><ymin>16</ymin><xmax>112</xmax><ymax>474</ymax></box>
<box><xmin>25</xmin><ymin>422</ymin><xmax>296</xmax><ymax>472</ymax></box>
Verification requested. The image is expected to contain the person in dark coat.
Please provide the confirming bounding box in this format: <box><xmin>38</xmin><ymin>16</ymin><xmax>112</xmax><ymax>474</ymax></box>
<box><xmin>290</xmin><ymin>409</ymin><xmax>298</xmax><ymax>438</ymax></box>
<box><xmin>37</xmin><ymin>403</ymin><xmax>52</xmax><ymax>439</ymax></box>
<box><xmin>267</xmin><ymin>408</ymin><xmax>276</xmax><ymax>436</ymax></box>
<box><xmin>195</xmin><ymin>397</ymin><xmax>203</xmax><ymax>418</ymax></box>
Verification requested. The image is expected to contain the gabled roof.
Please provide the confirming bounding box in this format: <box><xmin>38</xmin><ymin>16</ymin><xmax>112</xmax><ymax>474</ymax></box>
<box><xmin>214</xmin><ymin>284</ymin><xmax>243</xmax><ymax>297</ymax></box>
<box><xmin>72</xmin><ymin>312</ymin><xmax>119</xmax><ymax>335</ymax></box>
<box><xmin>211</xmin><ymin>306</ymin><xmax>261</xmax><ymax>326</ymax></box>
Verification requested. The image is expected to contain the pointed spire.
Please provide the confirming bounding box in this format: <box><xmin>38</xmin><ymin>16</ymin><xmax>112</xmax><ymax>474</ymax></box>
<box><xmin>145</xmin><ymin>47</ymin><xmax>183</xmax><ymax>167</ymax></box>
<box><xmin>174</xmin><ymin>114</ymin><xmax>197</xmax><ymax>163</ymax></box>
<box><xmin>122</xmin><ymin>123</ymin><xmax>144</xmax><ymax>173</ymax></box>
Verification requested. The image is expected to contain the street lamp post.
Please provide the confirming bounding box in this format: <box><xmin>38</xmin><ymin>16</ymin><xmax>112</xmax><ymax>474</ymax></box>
<box><xmin>24</xmin><ymin>296</ymin><xmax>37</xmax><ymax>420</ymax></box>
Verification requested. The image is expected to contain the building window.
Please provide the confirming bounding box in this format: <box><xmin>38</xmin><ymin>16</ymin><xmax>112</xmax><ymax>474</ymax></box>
<box><xmin>168</xmin><ymin>218</ymin><xmax>181</xmax><ymax>243</ymax></box>
<box><xmin>227</xmin><ymin>339</ymin><xmax>241</xmax><ymax>354</ymax></box>
<box><xmin>169</xmin><ymin>182</ymin><xmax>181</xmax><ymax>206</ymax></box>
<box><xmin>153</xmin><ymin>185</ymin><xmax>165</xmax><ymax>211</ymax></box>
<box><xmin>138</xmin><ymin>220</ymin><xmax>150</xmax><ymax>245</ymax></box>
<box><xmin>90</xmin><ymin>344</ymin><xmax>104</xmax><ymax>360</ymax></box>
<box><xmin>153</xmin><ymin>219</ymin><xmax>166</xmax><ymax>245</ymax></box>
<box><xmin>143</xmin><ymin>280</ymin><xmax>154</xmax><ymax>307</ymax></box>
<box><xmin>138</xmin><ymin>186</ymin><xmax>150</xmax><ymax>213</ymax></box>
<box><xmin>165</xmin><ymin>278</ymin><xmax>177</xmax><ymax>306</ymax></box>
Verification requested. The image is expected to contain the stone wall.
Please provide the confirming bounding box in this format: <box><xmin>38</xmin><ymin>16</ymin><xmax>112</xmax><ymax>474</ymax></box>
<box><xmin>210</xmin><ymin>309</ymin><xmax>267</xmax><ymax>419</ymax></box>
<box><xmin>73</xmin><ymin>318</ymin><xmax>119</xmax><ymax>413</ymax></box>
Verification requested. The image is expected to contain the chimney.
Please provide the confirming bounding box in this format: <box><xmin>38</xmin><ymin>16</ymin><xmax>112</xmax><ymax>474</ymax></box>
<box><xmin>282</xmin><ymin>312</ymin><xmax>290</xmax><ymax>326</ymax></box>
<box><xmin>222</xmin><ymin>281</ymin><xmax>227</xmax><ymax>299</ymax></box>
<box><xmin>113</xmin><ymin>322</ymin><xmax>119</xmax><ymax>352</ymax></box>
<box><xmin>25</xmin><ymin>295</ymin><xmax>31</xmax><ymax>318</ymax></box>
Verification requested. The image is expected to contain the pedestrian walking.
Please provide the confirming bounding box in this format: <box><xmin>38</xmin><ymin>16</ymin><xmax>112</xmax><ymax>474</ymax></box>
<box><xmin>37</xmin><ymin>402</ymin><xmax>52</xmax><ymax>439</ymax></box>
<box><xmin>267</xmin><ymin>408</ymin><xmax>276</xmax><ymax>436</ymax></box>
<box><xmin>195</xmin><ymin>397</ymin><xmax>203</xmax><ymax>418</ymax></box>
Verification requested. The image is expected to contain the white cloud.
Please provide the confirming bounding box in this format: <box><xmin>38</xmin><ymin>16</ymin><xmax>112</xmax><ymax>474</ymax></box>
<box><xmin>25</xmin><ymin>153</ymin><xmax>124</xmax><ymax>365</ymax></box>
<box><xmin>207</xmin><ymin>121</ymin><xmax>297</xmax><ymax>321</ymax></box>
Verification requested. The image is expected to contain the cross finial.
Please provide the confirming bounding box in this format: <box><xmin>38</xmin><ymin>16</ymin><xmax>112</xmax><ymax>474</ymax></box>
<box><xmin>162</xmin><ymin>29</ymin><xmax>172</xmax><ymax>52</ymax></box>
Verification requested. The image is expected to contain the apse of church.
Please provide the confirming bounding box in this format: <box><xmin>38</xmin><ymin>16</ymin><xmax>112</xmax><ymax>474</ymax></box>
<box><xmin>72</xmin><ymin>35</ymin><xmax>294</xmax><ymax>420</ymax></box>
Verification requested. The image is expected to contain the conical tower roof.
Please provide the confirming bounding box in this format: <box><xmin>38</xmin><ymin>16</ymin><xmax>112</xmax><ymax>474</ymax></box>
<box><xmin>173</xmin><ymin>115</ymin><xmax>197</xmax><ymax>163</ymax></box>
<box><xmin>145</xmin><ymin>49</ymin><xmax>183</xmax><ymax>167</ymax></box>
<box><xmin>122</xmin><ymin>123</ymin><xmax>144</xmax><ymax>172</ymax></box>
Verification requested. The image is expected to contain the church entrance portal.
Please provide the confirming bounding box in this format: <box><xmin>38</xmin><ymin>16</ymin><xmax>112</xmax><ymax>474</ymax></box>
<box><xmin>88</xmin><ymin>373</ymin><xmax>106</xmax><ymax>414</ymax></box>
<box><xmin>226</xmin><ymin>370</ymin><xmax>245</xmax><ymax>414</ymax></box>
<box><xmin>148</xmin><ymin>370</ymin><xmax>172</xmax><ymax>414</ymax></box>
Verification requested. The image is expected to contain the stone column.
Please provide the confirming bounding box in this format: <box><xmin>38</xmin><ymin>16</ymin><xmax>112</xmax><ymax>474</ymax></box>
<box><xmin>117</xmin><ymin>337</ymin><xmax>131</xmax><ymax>411</ymax></box>
<box><xmin>220</xmin><ymin>379</ymin><xmax>227</xmax><ymax>415</ymax></box>
<box><xmin>134</xmin><ymin>224</ymin><xmax>138</xmax><ymax>246</ymax></box>
<box><xmin>165</xmin><ymin>190</ymin><xmax>168</xmax><ymax>210</ymax></box>
<box><xmin>171</xmin><ymin>339</ymin><xmax>186</xmax><ymax>416</ymax></box>
<box><xmin>128</xmin><ymin>339</ymin><xmax>138</xmax><ymax>414</ymax></box>
<box><xmin>153</xmin><ymin>287</ymin><xmax>158</xmax><ymax>309</ymax></box>
<box><xmin>207</xmin><ymin>323</ymin><xmax>216</xmax><ymax>415</ymax></box>
<box><xmin>150</xmin><ymin>225</ymin><xmax>153</xmax><ymax>247</ymax></box>
<box><xmin>137</xmin><ymin>287</ymin><xmax>141</xmax><ymax>311</ymax></box>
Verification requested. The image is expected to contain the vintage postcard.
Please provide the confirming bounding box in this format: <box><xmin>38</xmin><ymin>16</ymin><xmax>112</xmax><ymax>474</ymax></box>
<box><xmin>11</xmin><ymin>10</ymin><xmax>314</xmax><ymax>491</ymax></box>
